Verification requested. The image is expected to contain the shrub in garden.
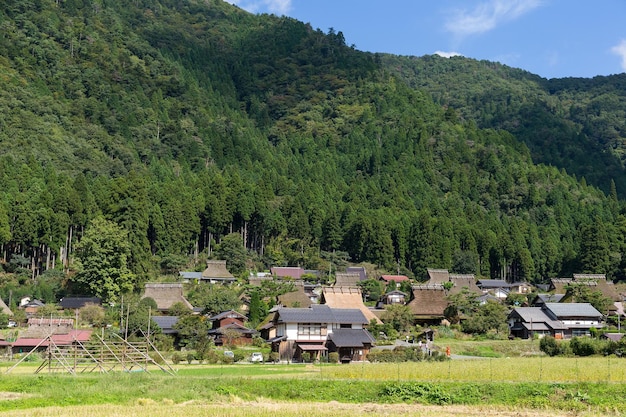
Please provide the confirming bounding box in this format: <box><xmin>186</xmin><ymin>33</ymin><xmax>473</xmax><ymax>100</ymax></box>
<box><xmin>570</xmin><ymin>337</ymin><xmax>596</xmax><ymax>356</ymax></box>
<box><xmin>328</xmin><ymin>352</ymin><xmax>339</xmax><ymax>363</ymax></box>
<box><xmin>539</xmin><ymin>336</ymin><xmax>561</xmax><ymax>356</ymax></box>
<box><xmin>269</xmin><ymin>352</ymin><xmax>280</xmax><ymax>363</ymax></box>
<box><xmin>186</xmin><ymin>352</ymin><xmax>195</xmax><ymax>364</ymax></box>
<box><xmin>301</xmin><ymin>352</ymin><xmax>311</xmax><ymax>363</ymax></box>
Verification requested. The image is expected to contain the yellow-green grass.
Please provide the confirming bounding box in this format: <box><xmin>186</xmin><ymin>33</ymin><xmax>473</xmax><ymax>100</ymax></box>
<box><xmin>321</xmin><ymin>357</ymin><xmax>626</xmax><ymax>383</ymax></box>
<box><xmin>1</xmin><ymin>358</ymin><xmax>626</xmax><ymax>415</ymax></box>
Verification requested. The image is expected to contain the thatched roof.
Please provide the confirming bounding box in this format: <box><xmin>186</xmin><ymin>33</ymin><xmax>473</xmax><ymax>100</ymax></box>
<box><xmin>143</xmin><ymin>283</ymin><xmax>193</xmax><ymax>311</ymax></box>
<box><xmin>448</xmin><ymin>275</ymin><xmax>481</xmax><ymax>296</ymax></box>
<box><xmin>321</xmin><ymin>287</ymin><xmax>382</xmax><ymax>324</ymax></box>
<box><xmin>0</xmin><ymin>297</ymin><xmax>12</xmax><ymax>316</ymax></box>
<box><xmin>202</xmin><ymin>260</ymin><xmax>235</xmax><ymax>281</ymax></box>
<box><xmin>334</xmin><ymin>273</ymin><xmax>361</xmax><ymax>287</ymax></box>
<box><xmin>427</xmin><ymin>269</ymin><xmax>449</xmax><ymax>284</ymax></box>
<box><xmin>406</xmin><ymin>287</ymin><xmax>448</xmax><ymax>319</ymax></box>
<box><xmin>551</xmin><ymin>275</ymin><xmax>620</xmax><ymax>302</ymax></box>
<box><xmin>278</xmin><ymin>283</ymin><xmax>313</xmax><ymax>308</ymax></box>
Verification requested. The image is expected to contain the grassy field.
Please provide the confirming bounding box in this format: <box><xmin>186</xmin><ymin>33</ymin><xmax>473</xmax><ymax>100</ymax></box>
<box><xmin>0</xmin><ymin>357</ymin><xmax>625</xmax><ymax>416</ymax></box>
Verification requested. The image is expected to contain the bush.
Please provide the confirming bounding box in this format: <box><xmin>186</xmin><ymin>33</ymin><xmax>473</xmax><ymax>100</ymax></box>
<box><xmin>539</xmin><ymin>336</ymin><xmax>561</xmax><ymax>356</ymax></box>
<box><xmin>328</xmin><ymin>352</ymin><xmax>339</xmax><ymax>363</ymax></box>
<box><xmin>171</xmin><ymin>352</ymin><xmax>183</xmax><ymax>365</ymax></box>
<box><xmin>186</xmin><ymin>352</ymin><xmax>195</xmax><ymax>364</ymax></box>
<box><xmin>301</xmin><ymin>352</ymin><xmax>311</xmax><ymax>363</ymax></box>
<box><xmin>252</xmin><ymin>336</ymin><xmax>267</xmax><ymax>347</ymax></box>
<box><xmin>570</xmin><ymin>337</ymin><xmax>596</xmax><ymax>356</ymax></box>
<box><xmin>233</xmin><ymin>351</ymin><xmax>245</xmax><ymax>362</ymax></box>
<box><xmin>269</xmin><ymin>352</ymin><xmax>280</xmax><ymax>363</ymax></box>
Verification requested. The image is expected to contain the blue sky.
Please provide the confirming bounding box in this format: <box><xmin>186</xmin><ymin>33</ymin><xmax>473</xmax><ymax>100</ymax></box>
<box><xmin>227</xmin><ymin>0</ymin><xmax>626</xmax><ymax>79</ymax></box>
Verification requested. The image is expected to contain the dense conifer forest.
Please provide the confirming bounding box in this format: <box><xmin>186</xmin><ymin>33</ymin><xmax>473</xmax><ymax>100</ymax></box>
<box><xmin>1</xmin><ymin>0</ymin><xmax>625</xmax><ymax>305</ymax></box>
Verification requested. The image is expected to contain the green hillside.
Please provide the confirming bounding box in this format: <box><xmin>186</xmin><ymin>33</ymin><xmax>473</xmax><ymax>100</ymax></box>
<box><xmin>0</xmin><ymin>0</ymin><xmax>625</xmax><ymax>305</ymax></box>
<box><xmin>381</xmin><ymin>54</ymin><xmax>626</xmax><ymax>197</ymax></box>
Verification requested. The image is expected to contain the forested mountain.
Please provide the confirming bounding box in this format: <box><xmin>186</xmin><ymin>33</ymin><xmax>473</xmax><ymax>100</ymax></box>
<box><xmin>382</xmin><ymin>54</ymin><xmax>626</xmax><ymax>197</ymax></box>
<box><xmin>0</xmin><ymin>0</ymin><xmax>625</xmax><ymax>305</ymax></box>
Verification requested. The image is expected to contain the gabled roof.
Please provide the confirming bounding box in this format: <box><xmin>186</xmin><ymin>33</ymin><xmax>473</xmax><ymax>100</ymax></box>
<box><xmin>271</xmin><ymin>267</ymin><xmax>305</xmax><ymax>279</ymax></box>
<box><xmin>209</xmin><ymin>321</ymin><xmax>257</xmax><ymax>335</ymax></box>
<box><xmin>427</xmin><ymin>269</ymin><xmax>449</xmax><ymax>284</ymax></box>
<box><xmin>406</xmin><ymin>287</ymin><xmax>448</xmax><ymax>318</ymax></box>
<box><xmin>508</xmin><ymin>307</ymin><xmax>568</xmax><ymax>330</ymax></box>
<box><xmin>328</xmin><ymin>328</ymin><xmax>376</xmax><ymax>347</ymax></box>
<box><xmin>321</xmin><ymin>287</ymin><xmax>382</xmax><ymax>324</ymax></box>
<box><xmin>209</xmin><ymin>310</ymin><xmax>246</xmax><ymax>322</ymax></box>
<box><xmin>544</xmin><ymin>302</ymin><xmax>603</xmax><ymax>319</ymax></box>
<box><xmin>179</xmin><ymin>271</ymin><xmax>202</xmax><ymax>280</ymax></box>
<box><xmin>143</xmin><ymin>283</ymin><xmax>193</xmax><ymax>311</ymax></box>
<box><xmin>0</xmin><ymin>298</ymin><xmax>13</xmax><ymax>316</ymax></box>
<box><xmin>278</xmin><ymin>284</ymin><xmax>314</xmax><ymax>308</ymax></box>
<box><xmin>334</xmin><ymin>273</ymin><xmax>362</xmax><ymax>287</ymax></box>
<box><xmin>534</xmin><ymin>294</ymin><xmax>565</xmax><ymax>305</ymax></box>
<box><xmin>346</xmin><ymin>267</ymin><xmax>367</xmax><ymax>281</ymax></box>
<box><xmin>447</xmin><ymin>275</ymin><xmax>481</xmax><ymax>295</ymax></box>
<box><xmin>59</xmin><ymin>297</ymin><xmax>101</xmax><ymax>309</ymax></box>
<box><xmin>202</xmin><ymin>260</ymin><xmax>235</xmax><ymax>280</ymax></box>
<box><xmin>1</xmin><ymin>329</ymin><xmax>93</xmax><ymax>348</ymax></box>
<box><xmin>380</xmin><ymin>275</ymin><xmax>409</xmax><ymax>283</ymax></box>
<box><xmin>275</xmin><ymin>305</ymin><xmax>368</xmax><ymax>325</ymax></box>
<box><xmin>152</xmin><ymin>316</ymin><xmax>179</xmax><ymax>334</ymax></box>
<box><xmin>477</xmin><ymin>279</ymin><xmax>511</xmax><ymax>288</ymax></box>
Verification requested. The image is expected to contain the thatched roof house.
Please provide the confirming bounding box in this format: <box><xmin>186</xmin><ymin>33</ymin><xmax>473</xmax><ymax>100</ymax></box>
<box><xmin>0</xmin><ymin>297</ymin><xmax>12</xmax><ymax>316</ymax></box>
<box><xmin>406</xmin><ymin>285</ymin><xmax>449</xmax><ymax>325</ymax></box>
<box><xmin>143</xmin><ymin>283</ymin><xmax>193</xmax><ymax>312</ymax></box>
<box><xmin>334</xmin><ymin>272</ymin><xmax>362</xmax><ymax>287</ymax></box>
<box><xmin>201</xmin><ymin>260</ymin><xmax>236</xmax><ymax>284</ymax></box>
<box><xmin>321</xmin><ymin>287</ymin><xmax>382</xmax><ymax>324</ymax></box>
<box><xmin>278</xmin><ymin>281</ymin><xmax>314</xmax><ymax>308</ymax></box>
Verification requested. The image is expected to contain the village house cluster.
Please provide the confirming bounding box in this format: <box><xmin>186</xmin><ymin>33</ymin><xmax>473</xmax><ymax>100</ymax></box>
<box><xmin>1</xmin><ymin>261</ymin><xmax>624</xmax><ymax>362</ymax></box>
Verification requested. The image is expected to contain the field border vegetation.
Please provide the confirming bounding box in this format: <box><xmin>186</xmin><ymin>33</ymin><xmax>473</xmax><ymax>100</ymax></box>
<box><xmin>0</xmin><ymin>358</ymin><xmax>625</xmax><ymax>415</ymax></box>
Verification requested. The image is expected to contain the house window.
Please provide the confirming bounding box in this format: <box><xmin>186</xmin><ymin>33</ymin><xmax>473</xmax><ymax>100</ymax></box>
<box><xmin>340</xmin><ymin>323</ymin><xmax>352</xmax><ymax>329</ymax></box>
<box><xmin>298</xmin><ymin>323</ymin><xmax>323</xmax><ymax>337</ymax></box>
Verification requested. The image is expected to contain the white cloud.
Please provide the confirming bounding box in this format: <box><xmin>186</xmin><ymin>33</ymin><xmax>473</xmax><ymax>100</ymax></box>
<box><xmin>226</xmin><ymin>0</ymin><xmax>292</xmax><ymax>15</ymax></box>
<box><xmin>444</xmin><ymin>0</ymin><xmax>542</xmax><ymax>37</ymax></box>
<box><xmin>611</xmin><ymin>39</ymin><xmax>626</xmax><ymax>72</ymax></box>
<box><xmin>434</xmin><ymin>51</ymin><xmax>463</xmax><ymax>58</ymax></box>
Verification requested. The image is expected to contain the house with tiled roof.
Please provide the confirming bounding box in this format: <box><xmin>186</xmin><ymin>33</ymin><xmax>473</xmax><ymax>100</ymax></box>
<box><xmin>508</xmin><ymin>303</ymin><xmax>604</xmax><ymax>339</ymax></box>
<box><xmin>59</xmin><ymin>297</ymin><xmax>101</xmax><ymax>311</ymax></box>
<box><xmin>379</xmin><ymin>275</ymin><xmax>409</xmax><ymax>289</ymax></box>
<box><xmin>269</xmin><ymin>304</ymin><xmax>374</xmax><ymax>362</ymax></box>
<box><xmin>208</xmin><ymin>310</ymin><xmax>256</xmax><ymax>346</ymax></box>
<box><xmin>271</xmin><ymin>266</ymin><xmax>305</xmax><ymax>279</ymax></box>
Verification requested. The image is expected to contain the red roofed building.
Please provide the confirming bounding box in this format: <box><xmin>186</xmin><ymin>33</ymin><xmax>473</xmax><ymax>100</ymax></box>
<box><xmin>0</xmin><ymin>329</ymin><xmax>93</xmax><ymax>355</ymax></box>
<box><xmin>379</xmin><ymin>275</ymin><xmax>409</xmax><ymax>288</ymax></box>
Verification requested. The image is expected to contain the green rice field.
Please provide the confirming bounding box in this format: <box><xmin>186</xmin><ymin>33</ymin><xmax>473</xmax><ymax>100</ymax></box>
<box><xmin>0</xmin><ymin>357</ymin><xmax>625</xmax><ymax>416</ymax></box>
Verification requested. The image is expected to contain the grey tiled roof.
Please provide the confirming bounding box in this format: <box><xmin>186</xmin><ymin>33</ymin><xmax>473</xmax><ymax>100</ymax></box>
<box><xmin>509</xmin><ymin>307</ymin><xmax>568</xmax><ymax>330</ymax></box>
<box><xmin>276</xmin><ymin>305</ymin><xmax>368</xmax><ymax>325</ymax></box>
<box><xmin>152</xmin><ymin>316</ymin><xmax>179</xmax><ymax>333</ymax></box>
<box><xmin>328</xmin><ymin>329</ymin><xmax>375</xmax><ymax>347</ymax></box>
<box><xmin>477</xmin><ymin>279</ymin><xmax>511</xmax><ymax>288</ymax></box>
<box><xmin>544</xmin><ymin>303</ymin><xmax>603</xmax><ymax>318</ymax></box>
